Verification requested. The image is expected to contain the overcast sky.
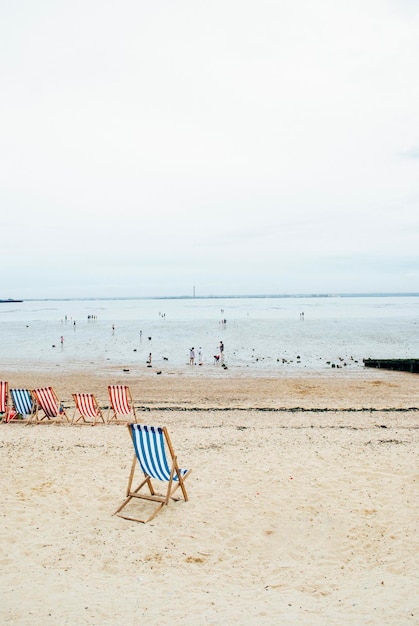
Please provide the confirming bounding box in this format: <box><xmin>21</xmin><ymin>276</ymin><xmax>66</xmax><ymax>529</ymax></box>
<box><xmin>1</xmin><ymin>0</ymin><xmax>418</xmax><ymax>299</ymax></box>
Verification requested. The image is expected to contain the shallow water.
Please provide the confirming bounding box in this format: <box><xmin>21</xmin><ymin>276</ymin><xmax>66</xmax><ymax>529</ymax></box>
<box><xmin>0</xmin><ymin>296</ymin><xmax>417</xmax><ymax>374</ymax></box>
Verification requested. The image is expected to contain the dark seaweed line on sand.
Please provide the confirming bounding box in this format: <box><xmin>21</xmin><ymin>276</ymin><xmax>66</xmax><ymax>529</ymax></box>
<box><xmin>133</xmin><ymin>406</ymin><xmax>418</xmax><ymax>413</ymax></box>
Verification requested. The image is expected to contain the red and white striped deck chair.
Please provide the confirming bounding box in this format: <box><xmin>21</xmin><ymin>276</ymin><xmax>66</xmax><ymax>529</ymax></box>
<box><xmin>0</xmin><ymin>381</ymin><xmax>9</xmax><ymax>422</ymax></box>
<box><xmin>107</xmin><ymin>385</ymin><xmax>138</xmax><ymax>424</ymax></box>
<box><xmin>72</xmin><ymin>393</ymin><xmax>105</xmax><ymax>426</ymax></box>
<box><xmin>31</xmin><ymin>387</ymin><xmax>69</xmax><ymax>424</ymax></box>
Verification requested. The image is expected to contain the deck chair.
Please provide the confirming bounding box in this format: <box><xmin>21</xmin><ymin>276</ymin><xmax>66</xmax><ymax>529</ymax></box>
<box><xmin>72</xmin><ymin>393</ymin><xmax>105</xmax><ymax>426</ymax></box>
<box><xmin>107</xmin><ymin>385</ymin><xmax>137</xmax><ymax>424</ymax></box>
<box><xmin>114</xmin><ymin>424</ymin><xmax>191</xmax><ymax>523</ymax></box>
<box><xmin>31</xmin><ymin>387</ymin><xmax>69</xmax><ymax>424</ymax></box>
<box><xmin>0</xmin><ymin>381</ymin><xmax>9</xmax><ymax>422</ymax></box>
<box><xmin>8</xmin><ymin>388</ymin><xmax>35</xmax><ymax>422</ymax></box>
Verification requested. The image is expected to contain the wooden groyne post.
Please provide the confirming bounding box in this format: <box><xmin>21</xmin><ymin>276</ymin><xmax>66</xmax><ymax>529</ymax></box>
<box><xmin>363</xmin><ymin>359</ymin><xmax>419</xmax><ymax>373</ymax></box>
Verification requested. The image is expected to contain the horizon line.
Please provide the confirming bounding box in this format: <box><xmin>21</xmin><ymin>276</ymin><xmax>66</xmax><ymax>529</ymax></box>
<box><xmin>20</xmin><ymin>291</ymin><xmax>419</xmax><ymax>302</ymax></box>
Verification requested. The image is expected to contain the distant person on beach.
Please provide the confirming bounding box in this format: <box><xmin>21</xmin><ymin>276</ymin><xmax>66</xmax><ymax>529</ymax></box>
<box><xmin>198</xmin><ymin>347</ymin><xmax>203</xmax><ymax>365</ymax></box>
<box><xmin>190</xmin><ymin>347</ymin><xmax>195</xmax><ymax>366</ymax></box>
<box><xmin>146</xmin><ymin>353</ymin><xmax>152</xmax><ymax>365</ymax></box>
<box><xmin>219</xmin><ymin>340</ymin><xmax>225</xmax><ymax>365</ymax></box>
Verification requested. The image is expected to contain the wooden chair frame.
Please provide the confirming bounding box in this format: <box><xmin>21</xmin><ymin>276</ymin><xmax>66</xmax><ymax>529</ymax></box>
<box><xmin>72</xmin><ymin>393</ymin><xmax>105</xmax><ymax>426</ymax></box>
<box><xmin>113</xmin><ymin>424</ymin><xmax>191</xmax><ymax>523</ymax></box>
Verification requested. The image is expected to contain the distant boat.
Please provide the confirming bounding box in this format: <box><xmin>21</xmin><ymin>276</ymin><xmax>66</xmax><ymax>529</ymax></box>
<box><xmin>0</xmin><ymin>298</ymin><xmax>23</xmax><ymax>303</ymax></box>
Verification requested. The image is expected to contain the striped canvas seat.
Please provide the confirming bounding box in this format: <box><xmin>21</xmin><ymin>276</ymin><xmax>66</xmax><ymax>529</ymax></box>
<box><xmin>114</xmin><ymin>424</ymin><xmax>191</xmax><ymax>523</ymax></box>
<box><xmin>108</xmin><ymin>385</ymin><xmax>137</xmax><ymax>423</ymax></box>
<box><xmin>32</xmin><ymin>387</ymin><xmax>69</xmax><ymax>423</ymax></box>
<box><xmin>0</xmin><ymin>381</ymin><xmax>9</xmax><ymax>421</ymax></box>
<box><xmin>72</xmin><ymin>393</ymin><xmax>105</xmax><ymax>426</ymax></box>
<box><xmin>9</xmin><ymin>388</ymin><xmax>34</xmax><ymax>422</ymax></box>
<box><xmin>131</xmin><ymin>425</ymin><xmax>189</xmax><ymax>482</ymax></box>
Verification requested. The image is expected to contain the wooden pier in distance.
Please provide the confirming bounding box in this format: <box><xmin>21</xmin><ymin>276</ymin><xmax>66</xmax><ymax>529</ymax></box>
<box><xmin>363</xmin><ymin>358</ymin><xmax>419</xmax><ymax>374</ymax></box>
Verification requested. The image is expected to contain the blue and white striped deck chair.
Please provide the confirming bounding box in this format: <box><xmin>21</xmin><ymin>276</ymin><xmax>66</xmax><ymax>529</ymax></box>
<box><xmin>9</xmin><ymin>388</ymin><xmax>34</xmax><ymax>422</ymax></box>
<box><xmin>114</xmin><ymin>424</ymin><xmax>191</xmax><ymax>523</ymax></box>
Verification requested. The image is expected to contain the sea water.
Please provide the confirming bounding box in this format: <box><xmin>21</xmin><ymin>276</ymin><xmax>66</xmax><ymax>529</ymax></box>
<box><xmin>0</xmin><ymin>296</ymin><xmax>417</xmax><ymax>375</ymax></box>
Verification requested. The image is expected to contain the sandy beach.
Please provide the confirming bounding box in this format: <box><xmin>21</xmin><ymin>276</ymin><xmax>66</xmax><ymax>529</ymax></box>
<box><xmin>1</xmin><ymin>366</ymin><xmax>418</xmax><ymax>625</ymax></box>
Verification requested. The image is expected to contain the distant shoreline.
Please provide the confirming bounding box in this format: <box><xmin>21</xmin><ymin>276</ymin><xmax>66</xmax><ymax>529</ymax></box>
<box><xmin>21</xmin><ymin>292</ymin><xmax>419</xmax><ymax>302</ymax></box>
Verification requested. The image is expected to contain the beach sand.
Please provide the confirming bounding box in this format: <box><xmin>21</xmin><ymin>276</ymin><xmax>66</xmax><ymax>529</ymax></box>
<box><xmin>0</xmin><ymin>366</ymin><xmax>418</xmax><ymax>625</ymax></box>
